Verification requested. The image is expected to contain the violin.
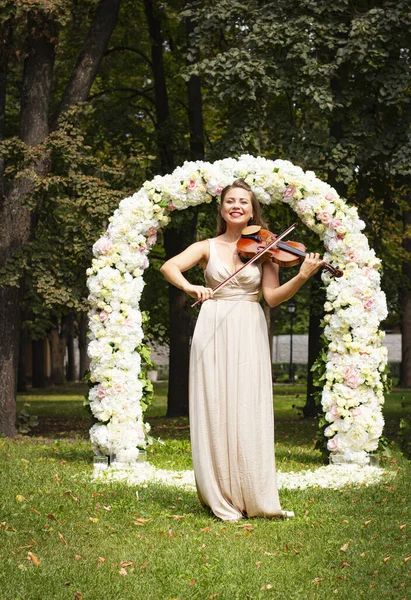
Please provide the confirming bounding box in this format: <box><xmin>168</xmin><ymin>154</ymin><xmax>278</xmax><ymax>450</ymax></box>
<box><xmin>237</xmin><ymin>225</ymin><xmax>343</xmax><ymax>278</ymax></box>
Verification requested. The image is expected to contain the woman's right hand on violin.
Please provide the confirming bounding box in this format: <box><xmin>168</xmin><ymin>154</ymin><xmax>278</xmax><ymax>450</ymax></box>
<box><xmin>299</xmin><ymin>253</ymin><xmax>327</xmax><ymax>281</ymax></box>
<box><xmin>183</xmin><ymin>283</ymin><xmax>214</xmax><ymax>302</ymax></box>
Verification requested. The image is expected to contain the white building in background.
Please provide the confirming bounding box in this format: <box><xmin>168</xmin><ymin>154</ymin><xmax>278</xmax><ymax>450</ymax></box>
<box><xmin>271</xmin><ymin>333</ymin><xmax>401</xmax><ymax>364</ymax></box>
<box><xmin>150</xmin><ymin>334</ymin><xmax>401</xmax><ymax>371</ymax></box>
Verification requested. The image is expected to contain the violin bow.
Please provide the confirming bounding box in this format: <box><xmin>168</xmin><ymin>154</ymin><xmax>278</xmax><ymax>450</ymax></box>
<box><xmin>191</xmin><ymin>222</ymin><xmax>297</xmax><ymax>308</ymax></box>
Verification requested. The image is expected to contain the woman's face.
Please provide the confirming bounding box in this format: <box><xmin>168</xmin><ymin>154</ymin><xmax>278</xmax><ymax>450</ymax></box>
<box><xmin>220</xmin><ymin>187</ymin><xmax>253</xmax><ymax>229</ymax></box>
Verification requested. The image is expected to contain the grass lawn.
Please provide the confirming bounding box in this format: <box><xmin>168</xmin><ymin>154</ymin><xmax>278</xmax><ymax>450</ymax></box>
<box><xmin>0</xmin><ymin>383</ymin><xmax>410</xmax><ymax>599</ymax></box>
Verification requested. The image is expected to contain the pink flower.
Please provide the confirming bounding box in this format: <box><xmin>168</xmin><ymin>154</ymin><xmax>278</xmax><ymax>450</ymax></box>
<box><xmin>346</xmin><ymin>249</ymin><xmax>359</xmax><ymax>262</ymax></box>
<box><xmin>283</xmin><ymin>185</ymin><xmax>296</xmax><ymax>198</ymax></box>
<box><xmin>343</xmin><ymin>366</ymin><xmax>360</xmax><ymax>389</ymax></box>
<box><xmin>362</xmin><ymin>267</ymin><xmax>372</xmax><ymax>277</ymax></box>
<box><xmin>363</xmin><ymin>299</ymin><xmax>374</xmax><ymax>310</ymax></box>
<box><xmin>317</xmin><ymin>211</ymin><xmax>332</xmax><ymax>225</ymax></box>
<box><xmin>147</xmin><ymin>233</ymin><xmax>157</xmax><ymax>247</ymax></box>
<box><xmin>351</xmin><ymin>407</ymin><xmax>362</xmax><ymax>418</ymax></box>
<box><xmin>99</xmin><ymin>311</ymin><xmax>109</xmax><ymax>322</ymax></box>
<box><xmin>168</xmin><ymin>202</ymin><xmax>176</xmax><ymax>211</ymax></box>
<box><xmin>187</xmin><ymin>179</ymin><xmax>197</xmax><ymax>190</ymax></box>
<box><xmin>215</xmin><ymin>185</ymin><xmax>223</xmax><ymax>196</ymax></box>
<box><xmin>329</xmin><ymin>404</ymin><xmax>340</xmax><ymax>421</ymax></box>
<box><xmin>114</xmin><ymin>383</ymin><xmax>125</xmax><ymax>393</ymax></box>
<box><xmin>327</xmin><ymin>438</ymin><xmax>338</xmax><ymax>451</ymax></box>
<box><xmin>330</xmin><ymin>218</ymin><xmax>341</xmax><ymax>229</ymax></box>
<box><xmin>146</xmin><ymin>227</ymin><xmax>157</xmax><ymax>237</ymax></box>
<box><xmin>97</xmin><ymin>386</ymin><xmax>107</xmax><ymax>399</ymax></box>
<box><xmin>325</xmin><ymin>192</ymin><xmax>335</xmax><ymax>201</ymax></box>
<box><xmin>94</xmin><ymin>237</ymin><xmax>113</xmax><ymax>256</ymax></box>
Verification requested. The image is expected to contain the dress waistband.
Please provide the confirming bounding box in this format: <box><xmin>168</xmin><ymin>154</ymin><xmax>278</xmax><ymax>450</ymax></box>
<box><xmin>208</xmin><ymin>294</ymin><xmax>259</xmax><ymax>303</ymax></box>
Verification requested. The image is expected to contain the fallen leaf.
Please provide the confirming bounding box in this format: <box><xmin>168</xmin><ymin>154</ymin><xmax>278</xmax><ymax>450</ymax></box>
<box><xmin>140</xmin><ymin>561</ymin><xmax>149</xmax><ymax>569</ymax></box>
<box><xmin>74</xmin><ymin>593</ymin><xmax>83</xmax><ymax>600</ymax></box>
<box><xmin>97</xmin><ymin>557</ymin><xmax>106</xmax><ymax>566</ymax></box>
<box><xmin>74</xmin><ymin>555</ymin><xmax>82</xmax><ymax>560</ymax></box>
<box><xmin>364</xmin><ymin>520</ymin><xmax>372</xmax><ymax>526</ymax></box>
<box><xmin>341</xmin><ymin>561</ymin><xmax>350</xmax><ymax>568</ymax></box>
<box><xmin>293</xmin><ymin>548</ymin><xmax>300</xmax><ymax>554</ymax></box>
<box><xmin>399</xmin><ymin>524</ymin><xmax>406</xmax><ymax>530</ymax></box>
<box><xmin>201</xmin><ymin>526</ymin><xmax>210</xmax><ymax>533</ymax></box>
<box><xmin>260</xmin><ymin>584</ymin><xmax>273</xmax><ymax>590</ymax></box>
<box><xmin>65</xmin><ymin>581</ymin><xmax>70</xmax><ymax>586</ymax></box>
<box><xmin>383</xmin><ymin>556</ymin><xmax>390</xmax><ymax>563</ymax></box>
<box><xmin>63</xmin><ymin>491</ymin><xmax>79</xmax><ymax>503</ymax></box>
<box><xmin>190</xmin><ymin>579</ymin><xmax>195</xmax><ymax>585</ymax></box>
<box><xmin>89</xmin><ymin>518</ymin><xmax>99</xmax><ymax>524</ymax></box>
<box><xmin>312</xmin><ymin>578</ymin><xmax>324</xmax><ymax>584</ymax></box>
<box><xmin>167</xmin><ymin>515</ymin><xmax>185</xmax><ymax>520</ymax></box>
<box><xmin>340</xmin><ymin>542</ymin><xmax>350</xmax><ymax>552</ymax></box>
<box><xmin>403</xmin><ymin>556</ymin><xmax>411</xmax><ymax>563</ymax></box>
<box><xmin>236</xmin><ymin>524</ymin><xmax>254</xmax><ymax>531</ymax></box>
<box><xmin>209</xmin><ymin>595</ymin><xmax>220</xmax><ymax>599</ymax></box>
<box><xmin>103</xmin><ymin>506</ymin><xmax>112</xmax><ymax>511</ymax></box>
<box><xmin>360</xmin><ymin>552</ymin><xmax>366</xmax><ymax>558</ymax></box>
<box><xmin>133</xmin><ymin>518</ymin><xmax>151</xmax><ymax>526</ymax></box>
<box><xmin>120</xmin><ymin>561</ymin><xmax>135</xmax><ymax>568</ymax></box>
<box><xmin>255</xmin><ymin>561</ymin><xmax>261</xmax><ymax>568</ymax></box>
<box><xmin>340</xmin><ymin>520</ymin><xmax>349</xmax><ymax>524</ymax></box>
<box><xmin>264</xmin><ymin>551</ymin><xmax>280</xmax><ymax>556</ymax></box>
<box><xmin>58</xmin><ymin>532</ymin><xmax>67</xmax><ymax>546</ymax></box>
<box><xmin>119</xmin><ymin>567</ymin><xmax>128</xmax><ymax>576</ymax></box>
<box><xmin>27</xmin><ymin>552</ymin><xmax>40</xmax><ymax>566</ymax></box>
<box><xmin>16</xmin><ymin>495</ymin><xmax>28</xmax><ymax>503</ymax></box>
<box><xmin>47</xmin><ymin>513</ymin><xmax>57</xmax><ymax>521</ymax></box>
<box><xmin>29</xmin><ymin>509</ymin><xmax>40</xmax><ymax>515</ymax></box>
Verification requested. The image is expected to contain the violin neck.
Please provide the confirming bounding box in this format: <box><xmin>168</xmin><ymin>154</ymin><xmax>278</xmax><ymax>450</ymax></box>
<box><xmin>276</xmin><ymin>241</ymin><xmax>306</xmax><ymax>259</ymax></box>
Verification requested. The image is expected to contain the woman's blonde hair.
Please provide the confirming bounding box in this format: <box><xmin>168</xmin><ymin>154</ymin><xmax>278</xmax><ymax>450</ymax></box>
<box><xmin>216</xmin><ymin>179</ymin><xmax>266</xmax><ymax>235</ymax></box>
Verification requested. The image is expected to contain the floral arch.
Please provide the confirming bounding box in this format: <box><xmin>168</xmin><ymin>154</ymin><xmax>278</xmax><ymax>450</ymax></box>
<box><xmin>87</xmin><ymin>155</ymin><xmax>388</xmax><ymax>468</ymax></box>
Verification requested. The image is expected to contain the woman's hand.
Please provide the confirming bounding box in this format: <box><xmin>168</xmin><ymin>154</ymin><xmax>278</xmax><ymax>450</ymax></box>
<box><xmin>299</xmin><ymin>253</ymin><xmax>327</xmax><ymax>281</ymax></box>
<box><xmin>183</xmin><ymin>283</ymin><xmax>214</xmax><ymax>302</ymax></box>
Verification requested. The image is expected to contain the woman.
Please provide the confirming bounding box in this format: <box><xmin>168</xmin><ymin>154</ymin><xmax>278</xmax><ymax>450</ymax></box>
<box><xmin>160</xmin><ymin>179</ymin><xmax>325</xmax><ymax>521</ymax></box>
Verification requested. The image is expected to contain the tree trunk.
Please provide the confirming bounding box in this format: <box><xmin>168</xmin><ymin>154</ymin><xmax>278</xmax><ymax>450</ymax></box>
<box><xmin>164</xmin><ymin>212</ymin><xmax>198</xmax><ymax>417</ymax></box>
<box><xmin>400</xmin><ymin>203</ymin><xmax>411</xmax><ymax>387</ymax></box>
<box><xmin>66</xmin><ymin>313</ymin><xmax>76</xmax><ymax>381</ymax></box>
<box><xmin>304</xmin><ymin>272</ymin><xmax>326</xmax><ymax>417</ymax></box>
<box><xmin>52</xmin><ymin>0</ymin><xmax>122</xmax><ymax>125</ymax></box>
<box><xmin>0</xmin><ymin>18</ymin><xmax>12</xmax><ymax>197</ymax></box>
<box><xmin>48</xmin><ymin>326</ymin><xmax>67</xmax><ymax>386</ymax></box>
<box><xmin>78</xmin><ymin>311</ymin><xmax>90</xmax><ymax>380</ymax></box>
<box><xmin>0</xmin><ymin>11</ymin><xmax>56</xmax><ymax>438</ymax></box>
<box><xmin>32</xmin><ymin>338</ymin><xmax>46</xmax><ymax>388</ymax></box>
<box><xmin>17</xmin><ymin>326</ymin><xmax>28</xmax><ymax>392</ymax></box>
<box><xmin>143</xmin><ymin>0</ymin><xmax>174</xmax><ymax>173</ymax></box>
<box><xmin>185</xmin><ymin>11</ymin><xmax>204</xmax><ymax>161</ymax></box>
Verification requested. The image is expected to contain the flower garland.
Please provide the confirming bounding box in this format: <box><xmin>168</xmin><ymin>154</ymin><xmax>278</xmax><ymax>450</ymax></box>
<box><xmin>87</xmin><ymin>155</ymin><xmax>388</xmax><ymax>465</ymax></box>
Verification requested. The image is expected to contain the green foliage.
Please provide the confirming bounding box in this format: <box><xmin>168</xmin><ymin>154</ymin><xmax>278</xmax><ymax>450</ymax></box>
<box><xmin>0</xmin><ymin>110</ymin><xmax>125</xmax><ymax>337</ymax></box>
<box><xmin>16</xmin><ymin>407</ymin><xmax>39</xmax><ymax>435</ymax></box>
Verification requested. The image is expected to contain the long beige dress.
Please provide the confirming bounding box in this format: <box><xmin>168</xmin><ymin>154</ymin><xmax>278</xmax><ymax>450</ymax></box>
<box><xmin>189</xmin><ymin>238</ymin><xmax>283</xmax><ymax>521</ymax></box>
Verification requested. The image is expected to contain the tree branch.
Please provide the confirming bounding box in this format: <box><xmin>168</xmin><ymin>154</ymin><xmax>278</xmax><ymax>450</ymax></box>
<box><xmin>52</xmin><ymin>0</ymin><xmax>122</xmax><ymax>127</ymax></box>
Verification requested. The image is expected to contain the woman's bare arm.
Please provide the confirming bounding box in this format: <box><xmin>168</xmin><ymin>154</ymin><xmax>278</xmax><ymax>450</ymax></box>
<box><xmin>262</xmin><ymin>254</ymin><xmax>326</xmax><ymax>307</ymax></box>
<box><xmin>160</xmin><ymin>240</ymin><xmax>214</xmax><ymax>302</ymax></box>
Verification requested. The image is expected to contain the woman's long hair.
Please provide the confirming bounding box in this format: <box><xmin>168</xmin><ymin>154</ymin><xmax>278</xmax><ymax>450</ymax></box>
<box><xmin>216</xmin><ymin>179</ymin><xmax>267</xmax><ymax>235</ymax></box>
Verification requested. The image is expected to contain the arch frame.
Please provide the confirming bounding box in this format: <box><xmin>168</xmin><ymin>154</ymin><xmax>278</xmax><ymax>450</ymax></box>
<box><xmin>87</xmin><ymin>155</ymin><xmax>388</xmax><ymax>466</ymax></box>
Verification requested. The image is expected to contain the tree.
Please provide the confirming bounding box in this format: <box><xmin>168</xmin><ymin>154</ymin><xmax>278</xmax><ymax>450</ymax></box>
<box><xmin>0</xmin><ymin>0</ymin><xmax>122</xmax><ymax>437</ymax></box>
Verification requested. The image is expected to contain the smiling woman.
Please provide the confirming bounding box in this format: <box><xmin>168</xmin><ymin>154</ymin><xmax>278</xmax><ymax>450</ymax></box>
<box><xmin>160</xmin><ymin>178</ymin><xmax>324</xmax><ymax>521</ymax></box>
